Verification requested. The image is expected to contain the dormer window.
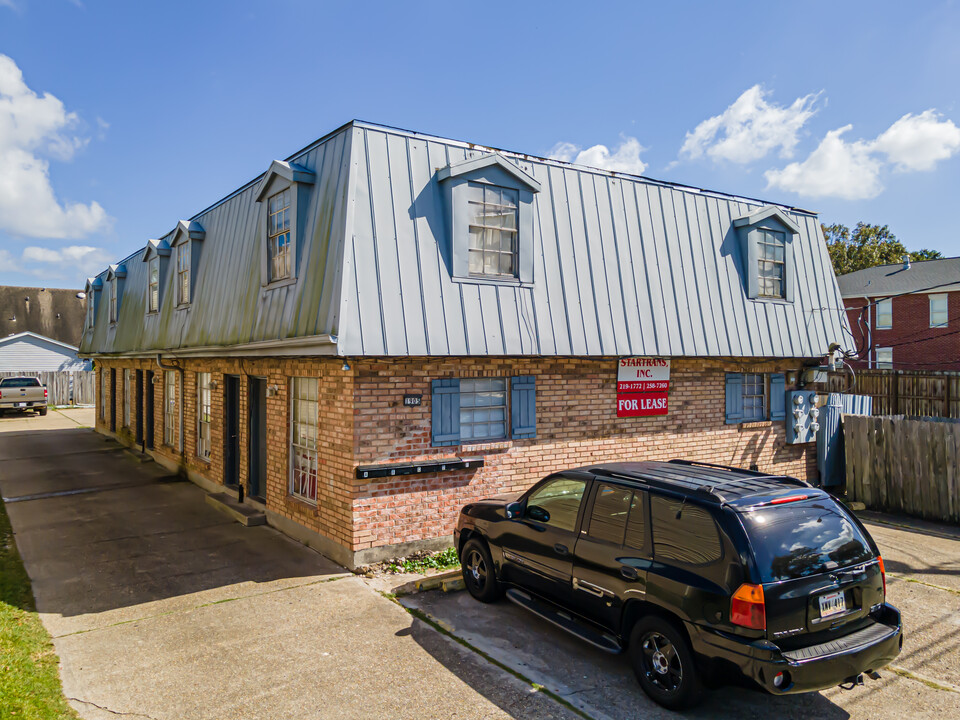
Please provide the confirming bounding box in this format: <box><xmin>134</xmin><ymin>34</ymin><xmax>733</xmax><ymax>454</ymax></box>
<box><xmin>267</xmin><ymin>189</ymin><xmax>292</xmax><ymax>281</ymax></box>
<box><xmin>468</xmin><ymin>183</ymin><xmax>518</xmax><ymax>278</ymax></box>
<box><xmin>437</xmin><ymin>152</ymin><xmax>540</xmax><ymax>286</ymax></box>
<box><xmin>177</xmin><ymin>241</ymin><xmax>191</xmax><ymax>305</ymax></box>
<box><xmin>109</xmin><ymin>278</ymin><xmax>118</xmax><ymax>323</ymax></box>
<box><xmin>758</xmin><ymin>229</ymin><xmax>786</xmax><ymax>298</ymax></box>
<box><xmin>148</xmin><ymin>257</ymin><xmax>160</xmax><ymax>312</ymax></box>
<box><xmin>254</xmin><ymin>160</ymin><xmax>315</xmax><ymax>288</ymax></box>
<box><xmin>733</xmin><ymin>206</ymin><xmax>800</xmax><ymax>303</ymax></box>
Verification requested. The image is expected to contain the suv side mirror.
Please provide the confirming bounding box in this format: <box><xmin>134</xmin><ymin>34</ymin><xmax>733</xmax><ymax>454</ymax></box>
<box><xmin>505</xmin><ymin>501</ymin><xmax>523</xmax><ymax>519</ymax></box>
<box><xmin>527</xmin><ymin>505</ymin><xmax>550</xmax><ymax>523</ymax></box>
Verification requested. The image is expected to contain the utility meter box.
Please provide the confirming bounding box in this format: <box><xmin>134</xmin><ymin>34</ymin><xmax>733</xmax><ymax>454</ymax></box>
<box><xmin>786</xmin><ymin>390</ymin><xmax>820</xmax><ymax>444</ymax></box>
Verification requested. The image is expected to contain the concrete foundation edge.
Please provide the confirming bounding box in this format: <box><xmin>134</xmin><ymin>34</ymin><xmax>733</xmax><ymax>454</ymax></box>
<box><xmin>95</xmin><ymin>426</ymin><xmax>456</xmax><ymax>571</ymax></box>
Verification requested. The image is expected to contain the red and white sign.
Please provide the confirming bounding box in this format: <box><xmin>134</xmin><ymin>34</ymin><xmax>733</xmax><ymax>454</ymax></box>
<box><xmin>617</xmin><ymin>357</ymin><xmax>670</xmax><ymax>417</ymax></box>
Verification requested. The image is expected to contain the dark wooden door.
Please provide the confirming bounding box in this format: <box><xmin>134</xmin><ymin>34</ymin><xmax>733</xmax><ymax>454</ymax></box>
<box><xmin>224</xmin><ymin>375</ymin><xmax>240</xmax><ymax>488</ymax></box>
<box><xmin>247</xmin><ymin>378</ymin><xmax>267</xmax><ymax>501</ymax></box>
<box><xmin>109</xmin><ymin>368</ymin><xmax>117</xmax><ymax>432</ymax></box>
<box><xmin>135</xmin><ymin>370</ymin><xmax>144</xmax><ymax>444</ymax></box>
<box><xmin>145</xmin><ymin>371</ymin><xmax>155</xmax><ymax>449</ymax></box>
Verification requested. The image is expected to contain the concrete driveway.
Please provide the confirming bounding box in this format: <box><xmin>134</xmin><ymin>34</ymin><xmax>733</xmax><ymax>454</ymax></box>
<box><xmin>401</xmin><ymin>515</ymin><xmax>960</xmax><ymax>719</ymax></box>
<box><xmin>0</xmin><ymin>414</ymin><xmax>577</xmax><ymax>720</ymax></box>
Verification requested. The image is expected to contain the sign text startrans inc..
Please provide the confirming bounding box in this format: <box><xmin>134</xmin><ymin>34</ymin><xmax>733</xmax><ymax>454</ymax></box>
<box><xmin>617</xmin><ymin>358</ymin><xmax>670</xmax><ymax>417</ymax></box>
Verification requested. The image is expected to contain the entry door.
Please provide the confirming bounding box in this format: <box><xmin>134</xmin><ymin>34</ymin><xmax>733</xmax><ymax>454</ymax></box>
<box><xmin>109</xmin><ymin>368</ymin><xmax>117</xmax><ymax>432</ymax></box>
<box><xmin>498</xmin><ymin>476</ymin><xmax>588</xmax><ymax>604</ymax></box>
<box><xmin>144</xmin><ymin>371</ymin><xmax>155</xmax><ymax>449</ymax></box>
<box><xmin>224</xmin><ymin>375</ymin><xmax>240</xmax><ymax>487</ymax></box>
<box><xmin>135</xmin><ymin>370</ymin><xmax>144</xmax><ymax>444</ymax></box>
<box><xmin>247</xmin><ymin>377</ymin><xmax>267</xmax><ymax>501</ymax></box>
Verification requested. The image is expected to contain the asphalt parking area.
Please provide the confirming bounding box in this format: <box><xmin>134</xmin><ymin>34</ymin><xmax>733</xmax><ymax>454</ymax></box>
<box><xmin>401</xmin><ymin>514</ymin><xmax>960</xmax><ymax>719</ymax></box>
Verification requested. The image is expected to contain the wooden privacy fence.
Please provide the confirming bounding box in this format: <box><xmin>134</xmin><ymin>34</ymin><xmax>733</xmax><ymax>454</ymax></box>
<box><xmin>828</xmin><ymin>369</ymin><xmax>960</xmax><ymax>418</ymax></box>
<box><xmin>844</xmin><ymin>414</ymin><xmax>960</xmax><ymax>523</ymax></box>
<box><xmin>0</xmin><ymin>371</ymin><xmax>95</xmax><ymax>406</ymax></box>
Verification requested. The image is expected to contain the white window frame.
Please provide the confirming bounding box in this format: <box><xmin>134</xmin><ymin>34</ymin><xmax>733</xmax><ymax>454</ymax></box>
<box><xmin>164</xmin><ymin>370</ymin><xmax>178</xmax><ymax>447</ymax></box>
<box><xmin>267</xmin><ymin>189</ymin><xmax>292</xmax><ymax>282</ymax></box>
<box><xmin>467</xmin><ymin>183</ymin><xmax>519</xmax><ymax>279</ymax></box>
<box><xmin>289</xmin><ymin>377</ymin><xmax>319</xmax><ymax>504</ymax></box>
<box><xmin>109</xmin><ymin>279</ymin><xmax>118</xmax><ymax>323</ymax></box>
<box><xmin>176</xmin><ymin>241</ymin><xmax>191</xmax><ymax>306</ymax></box>
<box><xmin>757</xmin><ymin>230</ymin><xmax>787</xmax><ymax>299</ymax></box>
<box><xmin>148</xmin><ymin>256</ymin><xmax>160</xmax><ymax>313</ymax></box>
<box><xmin>930</xmin><ymin>294</ymin><xmax>948</xmax><ymax>328</ymax></box>
<box><xmin>875</xmin><ymin>347</ymin><xmax>893</xmax><ymax>370</ymax></box>
<box><xmin>87</xmin><ymin>294</ymin><xmax>95</xmax><ymax>328</ymax></box>
<box><xmin>459</xmin><ymin>378</ymin><xmax>509</xmax><ymax>441</ymax></box>
<box><xmin>741</xmin><ymin>373</ymin><xmax>767</xmax><ymax>422</ymax></box>
<box><xmin>876</xmin><ymin>298</ymin><xmax>893</xmax><ymax>329</ymax></box>
<box><xmin>197</xmin><ymin>372</ymin><xmax>211</xmax><ymax>461</ymax></box>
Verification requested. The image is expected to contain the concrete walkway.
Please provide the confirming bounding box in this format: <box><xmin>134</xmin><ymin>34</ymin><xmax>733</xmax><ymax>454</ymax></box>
<box><xmin>0</xmin><ymin>422</ymin><xmax>576</xmax><ymax>719</ymax></box>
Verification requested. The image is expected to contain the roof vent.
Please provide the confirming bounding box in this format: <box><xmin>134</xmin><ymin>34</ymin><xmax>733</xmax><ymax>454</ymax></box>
<box><xmin>902</xmin><ymin>255</ymin><xmax>911</xmax><ymax>270</ymax></box>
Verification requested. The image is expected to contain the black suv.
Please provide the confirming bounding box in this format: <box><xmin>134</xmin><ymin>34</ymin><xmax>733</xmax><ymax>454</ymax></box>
<box><xmin>455</xmin><ymin>460</ymin><xmax>903</xmax><ymax>710</ymax></box>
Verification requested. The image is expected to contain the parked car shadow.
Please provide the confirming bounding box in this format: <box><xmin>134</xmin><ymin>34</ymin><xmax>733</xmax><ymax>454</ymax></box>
<box><xmin>400</xmin><ymin>590</ymin><xmax>851</xmax><ymax>720</ymax></box>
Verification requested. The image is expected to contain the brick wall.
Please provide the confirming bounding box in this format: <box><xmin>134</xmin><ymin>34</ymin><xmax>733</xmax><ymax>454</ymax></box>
<box><xmin>350</xmin><ymin>357</ymin><xmax>814</xmax><ymax>553</ymax></box>
<box><xmin>844</xmin><ymin>291</ymin><xmax>960</xmax><ymax>371</ymax></box>
<box><xmin>94</xmin><ymin>354</ymin><xmax>816</xmax><ymax>564</ymax></box>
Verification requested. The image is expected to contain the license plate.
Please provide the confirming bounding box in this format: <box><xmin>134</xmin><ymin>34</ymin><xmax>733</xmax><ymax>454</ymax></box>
<box><xmin>819</xmin><ymin>590</ymin><xmax>846</xmax><ymax>618</ymax></box>
<box><xmin>16</xmin><ymin>402</ymin><xmax>26</xmax><ymax>407</ymax></box>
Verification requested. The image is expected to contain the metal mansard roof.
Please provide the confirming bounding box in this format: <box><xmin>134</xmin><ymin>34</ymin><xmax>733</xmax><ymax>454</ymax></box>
<box><xmin>81</xmin><ymin>121</ymin><xmax>849</xmax><ymax>359</ymax></box>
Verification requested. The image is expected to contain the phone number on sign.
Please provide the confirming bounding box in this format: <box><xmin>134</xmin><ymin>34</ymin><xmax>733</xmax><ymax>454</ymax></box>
<box><xmin>617</xmin><ymin>381</ymin><xmax>669</xmax><ymax>392</ymax></box>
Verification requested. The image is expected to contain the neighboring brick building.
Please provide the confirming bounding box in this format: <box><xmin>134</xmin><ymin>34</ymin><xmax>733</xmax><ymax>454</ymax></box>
<box><xmin>838</xmin><ymin>258</ymin><xmax>960</xmax><ymax>371</ymax></box>
<box><xmin>81</xmin><ymin>121</ymin><xmax>849</xmax><ymax>568</ymax></box>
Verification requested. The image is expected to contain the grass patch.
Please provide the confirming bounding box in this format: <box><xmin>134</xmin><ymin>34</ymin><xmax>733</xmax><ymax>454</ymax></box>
<box><xmin>385</xmin><ymin>547</ymin><xmax>460</xmax><ymax>574</ymax></box>
<box><xmin>0</xmin><ymin>495</ymin><xmax>79</xmax><ymax>719</ymax></box>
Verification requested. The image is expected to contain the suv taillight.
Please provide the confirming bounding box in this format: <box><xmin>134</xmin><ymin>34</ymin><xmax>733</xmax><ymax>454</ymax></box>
<box><xmin>731</xmin><ymin>583</ymin><xmax>766</xmax><ymax>630</ymax></box>
<box><xmin>878</xmin><ymin>556</ymin><xmax>886</xmax><ymax>599</ymax></box>
<box><xmin>44</xmin><ymin>387</ymin><xmax>48</xmax><ymax>399</ymax></box>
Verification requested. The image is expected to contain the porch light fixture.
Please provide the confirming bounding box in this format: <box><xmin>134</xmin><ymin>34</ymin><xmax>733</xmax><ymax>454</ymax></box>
<box><xmin>342</xmin><ymin>360</ymin><xmax>351</xmax><ymax>371</ymax></box>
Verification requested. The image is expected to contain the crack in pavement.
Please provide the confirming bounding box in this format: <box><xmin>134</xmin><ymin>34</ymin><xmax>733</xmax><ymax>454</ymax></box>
<box><xmin>68</xmin><ymin>696</ymin><xmax>161</xmax><ymax>720</ymax></box>
<box><xmin>888</xmin><ymin>572</ymin><xmax>960</xmax><ymax>596</ymax></box>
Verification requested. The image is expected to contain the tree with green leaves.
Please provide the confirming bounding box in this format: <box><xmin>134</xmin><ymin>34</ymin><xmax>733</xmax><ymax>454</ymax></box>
<box><xmin>823</xmin><ymin>222</ymin><xmax>942</xmax><ymax>276</ymax></box>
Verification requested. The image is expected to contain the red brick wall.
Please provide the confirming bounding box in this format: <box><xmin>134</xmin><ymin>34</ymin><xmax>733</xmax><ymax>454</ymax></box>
<box><xmin>844</xmin><ymin>291</ymin><xmax>960</xmax><ymax>371</ymax></box>
<box><xmin>350</xmin><ymin>357</ymin><xmax>814</xmax><ymax>552</ymax></box>
<box><xmin>95</xmin><ymin>355</ymin><xmax>817</xmax><ymax>562</ymax></box>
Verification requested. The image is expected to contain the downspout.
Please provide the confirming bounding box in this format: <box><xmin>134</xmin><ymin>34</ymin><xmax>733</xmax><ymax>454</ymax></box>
<box><xmin>156</xmin><ymin>354</ymin><xmax>184</xmax><ymax>455</ymax></box>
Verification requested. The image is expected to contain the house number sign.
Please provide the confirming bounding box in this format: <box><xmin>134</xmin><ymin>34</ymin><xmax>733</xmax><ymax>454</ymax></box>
<box><xmin>403</xmin><ymin>394</ymin><xmax>422</xmax><ymax>407</ymax></box>
<box><xmin>617</xmin><ymin>358</ymin><xmax>670</xmax><ymax>417</ymax></box>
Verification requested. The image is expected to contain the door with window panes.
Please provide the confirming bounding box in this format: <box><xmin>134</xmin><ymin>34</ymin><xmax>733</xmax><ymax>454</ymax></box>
<box><xmin>571</xmin><ymin>482</ymin><xmax>650</xmax><ymax>631</ymax></box>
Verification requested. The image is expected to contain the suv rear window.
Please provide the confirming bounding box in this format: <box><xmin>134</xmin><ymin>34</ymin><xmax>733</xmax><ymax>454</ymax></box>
<box><xmin>741</xmin><ymin>499</ymin><xmax>874</xmax><ymax>582</ymax></box>
<box><xmin>0</xmin><ymin>378</ymin><xmax>41</xmax><ymax>388</ymax></box>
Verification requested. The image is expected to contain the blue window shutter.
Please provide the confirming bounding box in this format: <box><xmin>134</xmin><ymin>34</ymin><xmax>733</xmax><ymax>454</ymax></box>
<box><xmin>511</xmin><ymin>376</ymin><xmax>536</xmax><ymax>439</ymax></box>
<box><xmin>431</xmin><ymin>378</ymin><xmax>460</xmax><ymax>446</ymax></box>
<box><xmin>725</xmin><ymin>373</ymin><xmax>744</xmax><ymax>425</ymax></box>
<box><xmin>769</xmin><ymin>373</ymin><xmax>786</xmax><ymax>421</ymax></box>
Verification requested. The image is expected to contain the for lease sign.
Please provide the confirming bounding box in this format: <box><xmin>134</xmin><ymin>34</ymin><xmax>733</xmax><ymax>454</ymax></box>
<box><xmin>617</xmin><ymin>358</ymin><xmax>670</xmax><ymax>417</ymax></box>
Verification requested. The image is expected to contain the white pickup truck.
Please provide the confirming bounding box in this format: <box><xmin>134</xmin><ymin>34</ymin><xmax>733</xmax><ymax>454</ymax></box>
<box><xmin>0</xmin><ymin>376</ymin><xmax>48</xmax><ymax>416</ymax></box>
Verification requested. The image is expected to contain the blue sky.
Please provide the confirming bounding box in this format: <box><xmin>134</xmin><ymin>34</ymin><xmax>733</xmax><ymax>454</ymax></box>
<box><xmin>1</xmin><ymin>0</ymin><xmax>959</xmax><ymax>288</ymax></box>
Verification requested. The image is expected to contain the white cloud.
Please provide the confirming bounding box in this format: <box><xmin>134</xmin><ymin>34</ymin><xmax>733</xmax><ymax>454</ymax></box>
<box><xmin>680</xmin><ymin>85</ymin><xmax>819</xmax><ymax>164</ymax></box>
<box><xmin>871</xmin><ymin>110</ymin><xmax>960</xmax><ymax>172</ymax></box>
<box><xmin>764</xmin><ymin>126</ymin><xmax>883</xmax><ymax>200</ymax></box>
<box><xmin>548</xmin><ymin>135</ymin><xmax>647</xmax><ymax>175</ymax></box>
<box><xmin>0</xmin><ymin>54</ymin><xmax>111</xmax><ymax>239</ymax></box>
<box><xmin>20</xmin><ymin>244</ymin><xmax>112</xmax><ymax>281</ymax></box>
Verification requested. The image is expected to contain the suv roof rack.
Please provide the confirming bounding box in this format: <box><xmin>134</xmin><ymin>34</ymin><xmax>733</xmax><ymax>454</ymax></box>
<box><xmin>588</xmin><ymin>461</ymin><xmax>811</xmax><ymax>505</ymax></box>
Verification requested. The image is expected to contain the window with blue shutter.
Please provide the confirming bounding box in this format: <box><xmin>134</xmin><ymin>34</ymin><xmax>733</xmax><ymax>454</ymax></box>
<box><xmin>725</xmin><ymin>373</ymin><xmax>744</xmax><ymax>424</ymax></box>
<box><xmin>511</xmin><ymin>376</ymin><xmax>536</xmax><ymax>439</ymax></box>
<box><xmin>431</xmin><ymin>378</ymin><xmax>460</xmax><ymax>446</ymax></box>
<box><xmin>769</xmin><ymin>374</ymin><xmax>786</xmax><ymax>421</ymax></box>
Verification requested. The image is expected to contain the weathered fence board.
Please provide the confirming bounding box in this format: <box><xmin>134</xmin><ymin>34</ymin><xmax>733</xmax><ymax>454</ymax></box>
<box><xmin>844</xmin><ymin>414</ymin><xmax>960</xmax><ymax>524</ymax></box>
<box><xmin>830</xmin><ymin>370</ymin><xmax>960</xmax><ymax>418</ymax></box>
<box><xmin>0</xmin><ymin>370</ymin><xmax>95</xmax><ymax>406</ymax></box>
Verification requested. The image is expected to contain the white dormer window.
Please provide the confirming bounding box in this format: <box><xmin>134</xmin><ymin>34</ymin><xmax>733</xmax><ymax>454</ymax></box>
<box><xmin>757</xmin><ymin>230</ymin><xmax>786</xmax><ymax>298</ymax></box>
<box><xmin>177</xmin><ymin>241</ymin><xmax>191</xmax><ymax>305</ymax></box>
<box><xmin>268</xmin><ymin>189</ymin><xmax>292</xmax><ymax>281</ymax></box>
<box><xmin>467</xmin><ymin>183</ymin><xmax>519</xmax><ymax>278</ymax></box>
<box><xmin>437</xmin><ymin>153</ymin><xmax>540</xmax><ymax>286</ymax></box>
<box><xmin>109</xmin><ymin>278</ymin><xmax>118</xmax><ymax>323</ymax></box>
<box><xmin>86</xmin><ymin>292</ymin><xmax>95</xmax><ymax>328</ymax></box>
<box><xmin>148</xmin><ymin>257</ymin><xmax>160</xmax><ymax>312</ymax></box>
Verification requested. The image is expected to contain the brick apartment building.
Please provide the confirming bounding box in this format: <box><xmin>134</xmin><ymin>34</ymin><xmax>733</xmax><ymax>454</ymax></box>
<box><xmin>81</xmin><ymin>121</ymin><xmax>849</xmax><ymax>568</ymax></box>
<box><xmin>838</xmin><ymin>257</ymin><xmax>960</xmax><ymax>371</ymax></box>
